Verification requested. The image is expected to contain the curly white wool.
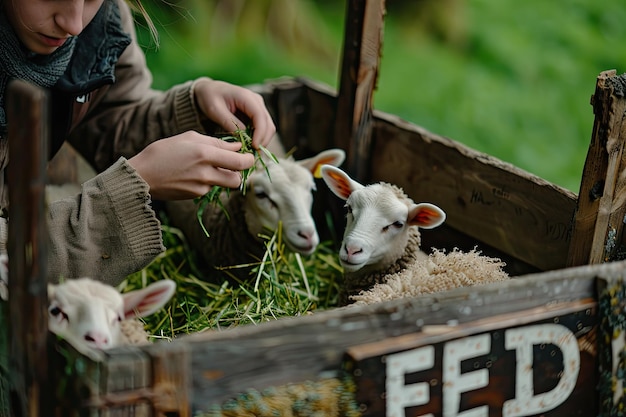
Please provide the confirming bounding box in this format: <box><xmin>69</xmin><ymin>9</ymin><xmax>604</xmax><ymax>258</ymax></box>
<box><xmin>350</xmin><ymin>247</ymin><xmax>509</xmax><ymax>305</ymax></box>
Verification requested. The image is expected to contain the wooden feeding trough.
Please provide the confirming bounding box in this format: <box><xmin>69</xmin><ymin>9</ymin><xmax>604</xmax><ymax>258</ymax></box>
<box><xmin>4</xmin><ymin>0</ymin><xmax>626</xmax><ymax>416</ymax></box>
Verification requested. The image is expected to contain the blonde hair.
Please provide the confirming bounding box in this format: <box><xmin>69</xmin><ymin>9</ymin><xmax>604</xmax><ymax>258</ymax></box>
<box><xmin>124</xmin><ymin>0</ymin><xmax>159</xmax><ymax>47</ymax></box>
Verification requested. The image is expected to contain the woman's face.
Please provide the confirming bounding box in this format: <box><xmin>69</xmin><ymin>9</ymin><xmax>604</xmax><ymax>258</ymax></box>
<box><xmin>4</xmin><ymin>0</ymin><xmax>105</xmax><ymax>55</ymax></box>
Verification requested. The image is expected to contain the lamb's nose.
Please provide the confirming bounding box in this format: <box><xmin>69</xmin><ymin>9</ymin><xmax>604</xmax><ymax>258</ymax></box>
<box><xmin>298</xmin><ymin>229</ymin><xmax>315</xmax><ymax>243</ymax></box>
<box><xmin>344</xmin><ymin>245</ymin><xmax>363</xmax><ymax>257</ymax></box>
<box><xmin>84</xmin><ymin>332</ymin><xmax>109</xmax><ymax>348</ymax></box>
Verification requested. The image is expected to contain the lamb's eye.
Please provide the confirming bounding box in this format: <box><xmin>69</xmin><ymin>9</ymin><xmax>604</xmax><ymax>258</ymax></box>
<box><xmin>256</xmin><ymin>191</ymin><xmax>278</xmax><ymax>209</ymax></box>
<box><xmin>383</xmin><ymin>221</ymin><xmax>404</xmax><ymax>232</ymax></box>
<box><xmin>345</xmin><ymin>204</ymin><xmax>352</xmax><ymax>214</ymax></box>
<box><xmin>49</xmin><ymin>306</ymin><xmax>68</xmax><ymax>322</ymax></box>
<box><xmin>111</xmin><ymin>314</ymin><xmax>123</xmax><ymax>327</ymax></box>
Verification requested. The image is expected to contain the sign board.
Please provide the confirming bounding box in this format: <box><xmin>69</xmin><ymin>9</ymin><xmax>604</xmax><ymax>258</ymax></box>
<box><xmin>343</xmin><ymin>299</ymin><xmax>597</xmax><ymax>417</ymax></box>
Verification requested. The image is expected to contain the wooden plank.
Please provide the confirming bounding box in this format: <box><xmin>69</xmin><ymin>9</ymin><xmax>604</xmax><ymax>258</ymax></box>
<box><xmin>568</xmin><ymin>70</ymin><xmax>626</xmax><ymax>266</ymax></box>
<box><xmin>344</xmin><ymin>299</ymin><xmax>597</xmax><ymax>416</ymax></box>
<box><xmin>596</xmin><ymin>275</ymin><xmax>626</xmax><ymax>417</ymax></box>
<box><xmin>250</xmin><ymin>77</ymin><xmax>304</xmax><ymax>156</ymax></box>
<box><xmin>6</xmin><ymin>80</ymin><xmax>51</xmax><ymax>417</ymax></box>
<box><xmin>253</xmin><ymin>77</ymin><xmax>339</xmax><ymax>156</ymax></box>
<box><xmin>55</xmin><ymin>343</ymin><xmax>190</xmax><ymax>416</ymax></box>
<box><xmin>146</xmin><ymin>343</ymin><xmax>190</xmax><ymax>417</ymax></box>
<box><xmin>369</xmin><ymin>112</ymin><xmax>577</xmax><ymax>272</ymax></box>
<box><xmin>53</xmin><ymin>346</ymin><xmax>152</xmax><ymax>416</ymax></box>
<box><xmin>251</xmin><ymin>77</ymin><xmax>337</xmax><ymax>155</ymax></box>
<box><xmin>334</xmin><ymin>0</ymin><xmax>386</xmax><ymax>180</ymax></box>
<box><xmin>175</xmin><ymin>260</ymin><xmax>618</xmax><ymax>412</ymax></box>
<box><xmin>102</xmin><ymin>349</ymin><xmax>152</xmax><ymax>417</ymax></box>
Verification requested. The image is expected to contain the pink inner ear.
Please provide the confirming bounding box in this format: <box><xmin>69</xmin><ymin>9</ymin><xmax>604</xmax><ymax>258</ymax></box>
<box><xmin>123</xmin><ymin>285</ymin><xmax>174</xmax><ymax>319</ymax></box>
<box><xmin>328</xmin><ymin>171</ymin><xmax>352</xmax><ymax>199</ymax></box>
<box><xmin>410</xmin><ymin>206</ymin><xmax>443</xmax><ymax>227</ymax></box>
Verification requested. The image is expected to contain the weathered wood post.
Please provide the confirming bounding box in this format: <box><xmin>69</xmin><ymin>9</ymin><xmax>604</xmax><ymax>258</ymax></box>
<box><xmin>567</xmin><ymin>70</ymin><xmax>626</xmax><ymax>266</ymax></box>
<box><xmin>315</xmin><ymin>0</ymin><xmax>386</xmax><ymax>247</ymax></box>
<box><xmin>333</xmin><ymin>0</ymin><xmax>386</xmax><ymax>182</ymax></box>
<box><xmin>6</xmin><ymin>80</ymin><xmax>51</xmax><ymax>416</ymax></box>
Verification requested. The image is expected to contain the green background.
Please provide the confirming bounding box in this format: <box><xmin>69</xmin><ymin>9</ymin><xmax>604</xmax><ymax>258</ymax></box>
<box><xmin>135</xmin><ymin>0</ymin><xmax>626</xmax><ymax>192</ymax></box>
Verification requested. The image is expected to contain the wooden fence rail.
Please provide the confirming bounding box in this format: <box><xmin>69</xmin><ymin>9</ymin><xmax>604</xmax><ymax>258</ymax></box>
<box><xmin>6</xmin><ymin>80</ymin><xmax>51</xmax><ymax>416</ymax></box>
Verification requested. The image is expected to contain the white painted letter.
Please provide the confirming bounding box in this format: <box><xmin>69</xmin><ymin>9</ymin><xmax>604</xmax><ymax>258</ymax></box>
<box><xmin>386</xmin><ymin>345</ymin><xmax>435</xmax><ymax>417</ymax></box>
<box><xmin>443</xmin><ymin>334</ymin><xmax>490</xmax><ymax>417</ymax></box>
<box><xmin>503</xmin><ymin>324</ymin><xmax>579</xmax><ymax>417</ymax></box>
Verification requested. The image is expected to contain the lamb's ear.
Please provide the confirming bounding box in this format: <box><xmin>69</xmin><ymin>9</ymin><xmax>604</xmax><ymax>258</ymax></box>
<box><xmin>298</xmin><ymin>149</ymin><xmax>346</xmax><ymax>178</ymax></box>
<box><xmin>407</xmin><ymin>203</ymin><xmax>446</xmax><ymax>229</ymax></box>
<box><xmin>123</xmin><ymin>280</ymin><xmax>176</xmax><ymax>319</ymax></box>
<box><xmin>320</xmin><ymin>165</ymin><xmax>363</xmax><ymax>201</ymax></box>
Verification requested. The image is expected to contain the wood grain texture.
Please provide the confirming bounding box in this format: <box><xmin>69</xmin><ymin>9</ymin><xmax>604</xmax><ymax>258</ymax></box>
<box><xmin>369</xmin><ymin>112</ymin><xmax>577</xmax><ymax>271</ymax></box>
<box><xmin>345</xmin><ymin>299</ymin><xmax>597</xmax><ymax>416</ymax></box>
<box><xmin>55</xmin><ymin>342</ymin><xmax>192</xmax><ymax>416</ymax></box>
<box><xmin>568</xmin><ymin>70</ymin><xmax>626</xmax><ymax>266</ymax></box>
<box><xmin>81</xmin><ymin>349</ymin><xmax>152</xmax><ymax>416</ymax></box>
<box><xmin>148</xmin><ymin>343</ymin><xmax>190</xmax><ymax>416</ymax></box>
<box><xmin>334</xmin><ymin>0</ymin><xmax>385</xmax><ymax>180</ymax></box>
<box><xmin>6</xmin><ymin>80</ymin><xmax>51</xmax><ymax>417</ymax></box>
<box><xmin>596</xmin><ymin>275</ymin><xmax>626</xmax><ymax>417</ymax></box>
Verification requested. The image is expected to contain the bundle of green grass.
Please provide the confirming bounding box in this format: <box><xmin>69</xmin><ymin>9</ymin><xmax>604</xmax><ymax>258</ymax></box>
<box><xmin>119</xmin><ymin>219</ymin><xmax>343</xmax><ymax>340</ymax></box>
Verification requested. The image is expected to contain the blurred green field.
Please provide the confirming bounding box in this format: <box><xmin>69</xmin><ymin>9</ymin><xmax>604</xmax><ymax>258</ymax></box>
<box><xmin>136</xmin><ymin>0</ymin><xmax>626</xmax><ymax>192</ymax></box>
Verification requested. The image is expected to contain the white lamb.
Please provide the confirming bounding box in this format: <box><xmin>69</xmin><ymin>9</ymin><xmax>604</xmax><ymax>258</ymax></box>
<box><xmin>166</xmin><ymin>149</ymin><xmax>345</xmax><ymax>281</ymax></box>
<box><xmin>320</xmin><ymin>165</ymin><xmax>510</xmax><ymax>305</ymax></box>
<box><xmin>48</xmin><ymin>278</ymin><xmax>176</xmax><ymax>360</ymax></box>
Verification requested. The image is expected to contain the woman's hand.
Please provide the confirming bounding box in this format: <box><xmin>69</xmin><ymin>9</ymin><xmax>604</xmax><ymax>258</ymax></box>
<box><xmin>128</xmin><ymin>131</ymin><xmax>255</xmax><ymax>201</ymax></box>
<box><xmin>192</xmin><ymin>78</ymin><xmax>276</xmax><ymax>149</ymax></box>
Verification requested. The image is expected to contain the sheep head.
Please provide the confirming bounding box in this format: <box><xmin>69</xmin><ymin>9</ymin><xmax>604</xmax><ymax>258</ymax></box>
<box><xmin>320</xmin><ymin>165</ymin><xmax>446</xmax><ymax>276</ymax></box>
<box><xmin>244</xmin><ymin>148</ymin><xmax>345</xmax><ymax>255</ymax></box>
<box><xmin>48</xmin><ymin>278</ymin><xmax>176</xmax><ymax>360</ymax></box>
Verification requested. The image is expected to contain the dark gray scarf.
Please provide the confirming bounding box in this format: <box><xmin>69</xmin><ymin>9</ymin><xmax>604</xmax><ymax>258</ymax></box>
<box><xmin>0</xmin><ymin>11</ymin><xmax>77</xmax><ymax>133</ymax></box>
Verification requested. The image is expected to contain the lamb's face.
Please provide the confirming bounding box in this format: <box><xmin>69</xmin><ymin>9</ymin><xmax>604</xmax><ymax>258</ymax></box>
<box><xmin>340</xmin><ymin>184</ymin><xmax>412</xmax><ymax>273</ymax></box>
<box><xmin>48</xmin><ymin>278</ymin><xmax>124</xmax><ymax>351</ymax></box>
<box><xmin>245</xmin><ymin>159</ymin><xmax>319</xmax><ymax>255</ymax></box>
<box><xmin>47</xmin><ymin>278</ymin><xmax>175</xmax><ymax>361</ymax></box>
<box><xmin>321</xmin><ymin>164</ymin><xmax>445</xmax><ymax>278</ymax></box>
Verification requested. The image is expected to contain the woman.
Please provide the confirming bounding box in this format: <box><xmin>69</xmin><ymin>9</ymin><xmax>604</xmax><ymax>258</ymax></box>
<box><xmin>0</xmin><ymin>0</ymin><xmax>276</xmax><ymax>285</ymax></box>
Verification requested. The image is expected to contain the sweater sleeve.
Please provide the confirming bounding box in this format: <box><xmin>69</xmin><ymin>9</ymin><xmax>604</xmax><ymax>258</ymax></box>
<box><xmin>67</xmin><ymin>0</ymin><xmax>206</xmax><ymax>172</ymax></box>
<box><xmin>47</xmin><ymin>158</ymin><xmax>165</xmax><ymax>286</ymax></box>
